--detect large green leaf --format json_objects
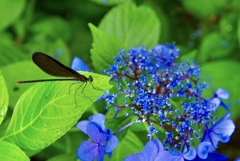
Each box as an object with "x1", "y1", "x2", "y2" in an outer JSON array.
[
  {"x1": 99, "y1": 1, "x2": 160, "y2": 49},
  {"x1": 89, "y1": 23, "x2": 122, "y2": 72},
  {"x1": 1, "y1": 72, "x2": 112, "y2": 151},
  {"x1": 29, "y1": 17, "x2": 72, "y2": 42},
  {"x1": 0, "y1": 141, "x2": 29, "y2": 161},
  {"x1": 1, "y1": 61, "x2": 49, "y2": 108},
  {"x1": 0, "y1": 42, "x2": 28, "y2": 67},
  {"x1": 0, "y1": 0, "x2": 26, "y2": 31},
  {"x1": 198, "y1": 32, "x2": 235, "y2": 63},
  {"x1": 0, "y1": 71, "x2": 9, "y2": 125}
]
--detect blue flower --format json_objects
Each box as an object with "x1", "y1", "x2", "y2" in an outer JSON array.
[
  {"x1": 76, "y1": 114, "x2": 118, "y2": 161},
  {"x1": 201, "y1": 113, "x2": 235, "y2": 148},
  {"x1": 71, "y1": 57, "x2": 91, "y2": 72},
  {"x1": 208, "y1": 88, "x2": 230, "y2": 111},
  {"x1": 102, "y1": 44, "x2": 234, "y2": 160},
  {"x1": 124, "y1": 139, "x2": 173, "y2": 161}
]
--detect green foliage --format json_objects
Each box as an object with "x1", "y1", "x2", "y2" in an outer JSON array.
[
  {"x1": 182, "y1": 0, "x2": 228, "y2": 19},
  {"x1": 0, "y1": 0, "x2": 26, "y2": 31},
  {"x1": 0, "y1": 141, "x2": 29, "y2": 161},
  {"x1": 0, "y1": 71, "x2": 9, "y2": 125},
  {"x1": 1, "y1": 72, "x2": 111, "y2": 151},
  {"x1": 201, "y1": 61, "x2": 240, "y2": 119},
  {"x1": 99, "y1": 1, "x2": 160, "y2": 49},
  {"x1": 90, "y1": 1, "x2": 160, "y2": 71}
]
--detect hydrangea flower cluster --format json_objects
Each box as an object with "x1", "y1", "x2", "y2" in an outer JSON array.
[{"x1": 101, "y1": 44, "x2": 235, "y2": 160}]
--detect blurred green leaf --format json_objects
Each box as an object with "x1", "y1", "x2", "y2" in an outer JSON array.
[
  {"x1": 1, "y1": 61, "x2": 48, "y2": 108},
  {"x1": 35, "y1": 128, "x2": 85, "y2": 160},
  {"x1": 201, "y1": 60, "x2": 240, "y2": 120},
  {"x1": 89, "y1": 23, "x2": 122, "y2": 72},
  {"x1": 2, "y1": 72, "x2": 112, "y2": 151},
  {"x1": 179, "y1": 50, "x2": 197, "y2": 63},
  {"x1": 0, "y1": 71, "x2": 9, "y2": 125},
  {"x1": 0, "y1": 141, "x2": 29, "y2": 161},
  {"x1": 181, "y1": 0, "x2": 227, "y2": 19},
  {"x1": 47, "y1": 153, "x2": 76, "y2": 161},
  {"x1": 106, "y1": 116, "x2": 134, "y2": 142},
  {"x1": 29, "y1": 17, "x2": 72, "y2": 42},
  {"x1": 23, "y1": 39, "x2": 71, "y2": 65},
  {"x1": 198, "y1": 32, "x2": 234, "y2": 62},
  {"x1": 106, "y1": 130, "x2": 144, "y2": 161},
  {"x1": 238, "y1": 17, "x2": 240, "y2": 47},
  {"x1": 0, "y1": 0, "x2": 26, "y2": 31},
  {"x1": 99, "y1": 1, "x2": 160, "y2": 49},
  {"x1": 12, "y1": 0, "x2": 35, "y2": 41},
  {"x1": 0, "y1": 42, "x2": 28, "y2": 67}
]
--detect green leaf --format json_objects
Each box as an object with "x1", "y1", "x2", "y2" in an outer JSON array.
[
  {"x1": 179, "y1": 50, "x2": 197, "y2": 63},
  {"x1": 23, "y1": 39, "x2": 71, "y2": 66},
  {"x1": 0, "y1": 71, "x2": 9, "y2": 125},
  {"x1": 29, "y1": 17, "x2": 72, "y2": 42},
  {"x1": 1, "y1": 61, "x2": 49, "y2": 108},
  {"x1": 0, "y1": 42, "x2": 28, "y2": 67},
  {"x1": 0, "y1": 141, "x2": 29, "y2": 161},
  {"x1": 106, "y1": 130, "x2": 144, "y2": 161},
  {"x1": 2, "y1": 72, "x2": 112, "y2": 151},
  {"x1": 198, "y1": 32, "x2": 234, "y2": 62},
  {"x1": 238, "y1": 17, "x2": 240, "y2": 47},
  {"x1": 99, "y1": 1, "x2": 160, "y2": 49},
  {"x1": 0, "y1": 0, "x2": 26, "y2": 31},
  {"x1": 89, "y1": 23, "x2": 122, "y2": 72},
  {"x1": 34, "y1": 128, "x2": 86, "y2": 160},
  {"x1": 106, "y1": 116, "x2": 134, "y2": 142},
  {"x1": 182, "y1": 0, "x2": 228, "y2": 19},
  {"x1": 201, "y1": 61, "x2": 240, "y2": 119}
]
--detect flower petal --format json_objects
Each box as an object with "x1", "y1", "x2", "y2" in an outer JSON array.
[
  {"x1": 153, "y1": 139, "x2": 164, "y2": 151},
  {"x1": 197, "y1": 141, "x2": 215, "y2": 159},
  {"x1": 89, "y1": 114, "x2": 106, "y2": 131},
  {"x1": 105, "y1": 135, "x2": 118, "y2": 153},
  {"x1": 76, "y1": 120, "x2": 89, "y2": 134},
  {"x1": 183, "y1": 147, "x2": 196, "y2": 160},
  {"x1": 71, "y1": 57, "x2": 91, "y2": 72},
  {"x1": 77, "y1": 141, "x2": 99, "y2": 161},
  {"x1": 86, "y1": 123, "x2": 107, "y2": 145},
  {"x1": 216, "y1": 88, "x2": 229, "y2": 99},
  {"x1": 124, "y1": 153, "x2": 145, "y2": 161},
  {"x1": 142, "y1": 140, "x2": 158, "y2": 160}
]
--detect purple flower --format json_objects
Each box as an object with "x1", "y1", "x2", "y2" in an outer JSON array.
[
  {"x1": 71, "y1": 57, "x2": 91, "y2": 72},
  {"x1": 208, "y1": 88, "x2": 230, "y2": 111},
  {"x1": 76, "y1": 114, "x2": 118, "y2": 161},
  {"x1": 169, "y1": 147, "x2": 196, "y2": 161},
  {"x1": 124, "y1": 139, "x2": 173, "y2": 161},
  {"x1": 202, "y1": 113, "x2": 235, "y2": 148}
]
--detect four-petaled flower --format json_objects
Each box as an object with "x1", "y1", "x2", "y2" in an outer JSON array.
[{"x1": 76, "y1": 114, "x2": 118, "y2": 161}]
